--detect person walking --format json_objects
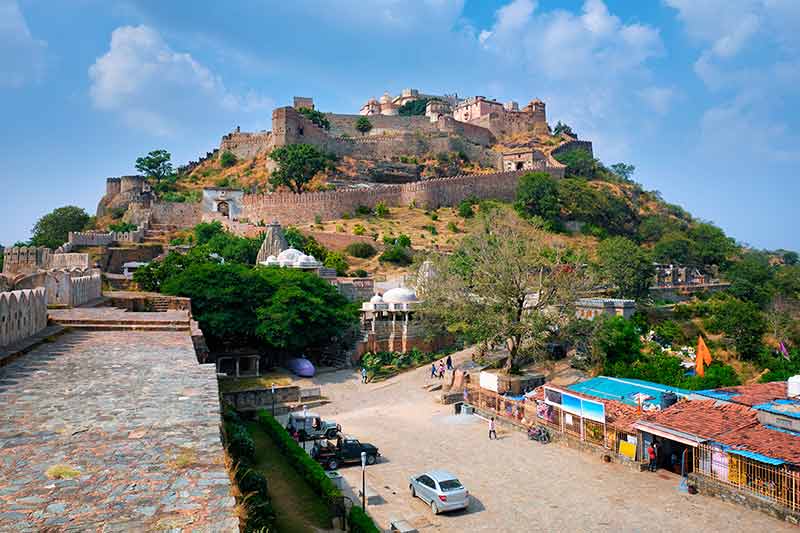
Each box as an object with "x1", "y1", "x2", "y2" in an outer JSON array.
[
  {"x1": 361, "y1": 366, "x2": 368, "y2": 384},
  {"x1": 647, "y1": 444, "x2": 657, "y2": 472},
  {"x1": 430, "y1": 362, "x2": 437, "y2": 379},
  {"x1": 488, "y1": 417, "x2": 497, "y2": 440},
  {"x1": 438, "y1": 361, "x2": 445, "y2": 379},
  {"x1": 446, "y1": 354, "x2": 453, "y2": 371}
]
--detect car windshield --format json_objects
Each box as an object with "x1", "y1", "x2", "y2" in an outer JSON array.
[{"x1": 438, "y1": 479, "x2": 463, "y2": 491}]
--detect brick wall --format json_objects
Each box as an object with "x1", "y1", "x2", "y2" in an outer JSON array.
[
  {"x1": 0, "y1": 288, "x2": 48, "y2": 348},
  {"x1": 242, "y1": 169, "x2": 561, "y2": 225}
]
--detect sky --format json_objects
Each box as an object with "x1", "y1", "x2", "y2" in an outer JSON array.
[{"x1": 0, "y1": 0, "x2": 798, "y2": 251}]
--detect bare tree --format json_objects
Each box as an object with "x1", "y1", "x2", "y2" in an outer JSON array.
[{"x1": 419, "y1": 209, "x2": 593, "y2": 372}]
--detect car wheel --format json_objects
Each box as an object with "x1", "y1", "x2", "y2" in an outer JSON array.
[
  {"x1": 327, "y1": 429, "x2": 338, "y2": 439},
  {"x1": 366, "y1": 454, "x2": 376, "y2": 465},
  {"x1": 431, "y1": 501, "x2": 439, "y2": 515},
  {"x1": 327, "y1": 459, "x2": 338, "y2": 470},
  {"x1": 410, "y1": 485, "x2": 416, "y2": 498}
]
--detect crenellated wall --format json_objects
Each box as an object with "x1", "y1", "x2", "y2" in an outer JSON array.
[
  {"x1": 242, "y1": 169, "x2": 561, "y2": 225},
  {"x1": 44, "y1": 269, "x2": 102, "y2": 307},
  {"x1": 2, "y1": 247, "x2": 51, "y2": 276},
  {"x1": 49, "y1": 253, "x2": 90, "y2": 270},
  {"x1": 0, "y1": 288, "x2": 48, "y2": 348}
]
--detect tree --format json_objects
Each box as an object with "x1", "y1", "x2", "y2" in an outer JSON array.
[
  {"x1": 268, "y1": 144, "x2": 334, "y2": 193},
  {"x1": 514, "y1": 172, "x2": 561, "y2": 224},
  {"x1": 323, "y1": 251, "x2": 349, "y2": 276},
  {"x1": 355, "y1": 117, "x2": 373, "y2": 136},
  {"x1": 725, "y1": 252, "x2": 775, "y2": 306},
  {"x1": 594, "y1": 316, "x2": 643, "y2": 370},
  {"x1": 783, "y1": 251, "x2": 799, "y2": 265},
  {"x1": 135, "y1": 149, "x2": 173, "y2": 185},
  {"x1": 297, "y1": 107, "x2": 330, "y2": 130},
  {"x1": 687, "y1": 222, "x2": 734, "y2": 267},
  {"x1": 420, "y1": 210, "x2": 592, "y2": 372},
  {"x1": 553, "y1": 148, "x2": 596, "y2": 179},
  {"x1": 398, "y1": 98, "x2": 430, "y2": 116},
  {"x1": 30, "y1": 206, "x2": 91, "y2": 249},
  {"x1": 653, "y1": 231, "x2": 692, "y2": 264},
  {"x1": 552, "y1": 121, "x2": 576, "y2": 137},
  {"x1": 610, "y1": 163, "x2": 635, "y2": 181},
  {"x1": 709, "y1": 298, "x2": 766, "y2": 359},
  {"x1": 597, "y1": 237, "x2": 655, "y2": 299},
  {"x1": 220, "y1": 150, "x2": 237, "y2": 168}
]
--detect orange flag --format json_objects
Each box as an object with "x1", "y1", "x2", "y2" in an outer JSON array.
[{"x1": 696, "y1": 336, "x2": 712, "y2": 377}]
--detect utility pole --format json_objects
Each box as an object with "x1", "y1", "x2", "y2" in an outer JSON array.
[{"x1": 361, "y1": 451, "x2": 367, "y2": 509}]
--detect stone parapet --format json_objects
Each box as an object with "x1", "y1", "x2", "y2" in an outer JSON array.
[{"x1": 0, "y1": 288, "x2": 48, "y2": 348}]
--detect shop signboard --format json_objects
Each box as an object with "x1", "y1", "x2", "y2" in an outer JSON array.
[{"x1": 544, "y1": 386, "x2": 605, "y2": 423}]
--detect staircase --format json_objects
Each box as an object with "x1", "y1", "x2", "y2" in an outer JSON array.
[
  {"x1": 143, "y1": 223, "x2": 178, "y2": 245},
  {"x1": 150, "y1": 296, "x2": 172, "y2": 312},
  {"x1": 49, "y1": 308, "x2": 191, "y2": 332}
]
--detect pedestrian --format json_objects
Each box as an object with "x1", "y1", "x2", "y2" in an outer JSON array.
[
  {"x1": 361, "y1": 366, "x2": 368, "y2": 384},
  {"x1": 438, "y1": 361, "x2": 445, "y2": 379},
  {"x1": 430, "y1": 362, "x2": 437, "y2": 379},
  {"x1": 647, "y1": 443, "x2": 657, "y2": 472},
  {"x1": 446, "y1": 354, "x2": 453, "y2": 371},
  {"x1": 489, "y1": 417, "x2": 497, "y2": 440}
]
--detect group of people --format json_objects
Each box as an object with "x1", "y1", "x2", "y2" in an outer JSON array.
[{"x1": 430, "y1": 354, "x2": 454, "y2": 379}]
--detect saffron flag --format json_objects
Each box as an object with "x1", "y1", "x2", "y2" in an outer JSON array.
[
  {"x1": 696, "y1": 336, "x2": 712, "y2": 377},
  {"x1": 780, "y1": 342, "x2": 791, "y2": 361}
]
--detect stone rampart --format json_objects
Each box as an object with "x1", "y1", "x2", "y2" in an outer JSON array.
[
  {"x1": 150, "y1": 201, "x2": 202, "y2": 228},
  {"x1": 44, "y1": 269, "x2": 102, "y2": 307},
  {"x1": 2, "y1": 247, "x2": 51, "y2": 276},
  {"x1": 0, "y1": 288, "x2": 48, "y2": 348},
  {"x1": 49, "y1": 253, "x2": 90, "y2": 270},
  {"x1": 220, "y1": 131, "x2": 272, "y2": 160},
  {"x1": 552, "y1": 139, "x2": 594, "y2": 158},
  {"x1": 325, "y1": 113, "x2": 436, "y2": 138},
  {"x1": 242, "y1": 169, "x2": 549, "y2": 225},
  {"x1": 68, "y1": 232, "x2": 114, "y2": 247}
]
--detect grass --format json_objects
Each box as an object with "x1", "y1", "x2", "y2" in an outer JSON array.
[
  {"x1": 218, "y1": 374, "x2": 292, "y2": 393},
  {"x1": 45, "y1": 464, "x2": 80, "y2": 479},
  {"x1": 245, "y1": 421, "x2": 333, "y2": 533},
  {"x1": 169, "y1": 447, "x2": 198, "y2": 469}
]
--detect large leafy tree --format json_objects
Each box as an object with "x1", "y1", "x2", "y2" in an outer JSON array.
[
  {"x1": 268, "y1": 144, "x2": 334, "y2": 193},
  {"x1": 610, "y1": 163, "x2": 635, "y2": 181},
  {"x1": 398, "y1": 98, "x2": 430, "y2": 116},
  {"x1": 687, "y1": 222, "x2": 734, "y2": 267},
  {"x1": 135, "y1": 149, "x2": 173, "y2": 185},
  {"x1": 420, "y1": 209, "x2": 592, "y2": 372},
  {"x1": 653, "y1": 231, "x2": 692, "y2": 264},
  {"x1": 30, "y1": 206, "x2": 91, "y2": 249},
  {"x1": 355, "y1": 116, "x2": 373, "y2": 136},
  {"x1": 553, "y1": 148, "x2": 597, "y2": 179},
  {"x1": 514, "y1": 171, "x2": 561, "y2": 224},
  {"x1": 725, "y1": 252, "x2": 775, "y2": 306},
  {"x1": 552, "y1": 121, "x2": 576, "y2": 137},
  {"x1": 597, "y1": 237, "x2": 655, "y2": 299},
  {"x1": 709, "y1": 298, "x2": 767, "y2": 359}
]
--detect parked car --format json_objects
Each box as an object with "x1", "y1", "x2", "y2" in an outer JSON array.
[
  {"x1": 286, "y1": 412, "x2": 340, "y2": 441},
  {"x1": 409, "y1": 470, "x2": 469, "y2": 515},
  {"x1": 311, "y1": 436, "x2": 380, "y2": 470},
  {"x1": 286, "y1": 357, "x2": 315, "y2": 377}
]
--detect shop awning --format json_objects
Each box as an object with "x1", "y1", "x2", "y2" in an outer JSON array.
[{"x1": 632, "y1": 421, "x2": 704, "y2": 447}]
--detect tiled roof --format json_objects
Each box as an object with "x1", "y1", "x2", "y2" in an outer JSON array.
[
  {"x1": 531, "y1": 385, "x2": 641, "y2": 432},
  {"x1": 715, "y1": 424, "x2": 800, "y2": 465},
  {"x1": 644, "y1": 400, "x2": 758, "y2": 440},
  {"x1": 694, "y1": 382, "x2": 787, "y2": 407}
]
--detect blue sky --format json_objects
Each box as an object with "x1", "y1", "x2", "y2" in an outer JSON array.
[{"x1": 1, "y1": 0, "x2": 798, "y2": 251}]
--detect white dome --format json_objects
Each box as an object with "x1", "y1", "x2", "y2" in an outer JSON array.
[
  {"x1": 369, "y1": 294, "x2": 384, "y2": 304},
  {"x1": 276, "y1": 248, "x2": 303, "y2": 263},
  {"x1": 382, "y1": 287, "x2": 417, "y2": 304}
]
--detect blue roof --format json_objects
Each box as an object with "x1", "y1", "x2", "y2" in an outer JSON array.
[
  {"x1": 709, "y1": 441, "x2": 787, "y2": 466},
  {"x1": 694, "y1": 389, "x2": 739, "y2": 401},
  {"x1": 752, "y1": 398, "x2": 800, "y2": 419},
  {"x1": 568, "y1": 377, "x2": 690, "y2": 408}
]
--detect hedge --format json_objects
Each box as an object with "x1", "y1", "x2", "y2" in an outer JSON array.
[
  {"x1": 257, "y1": 410, "x2": 342, "y2": 504},
  {"x1": 348, "y1": 506, "x2": 380, "y2": 533}
]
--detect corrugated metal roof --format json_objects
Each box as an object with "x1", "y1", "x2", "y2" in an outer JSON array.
[{"x1": 568, "y1": 376, "x2": 690, "y2": 408}]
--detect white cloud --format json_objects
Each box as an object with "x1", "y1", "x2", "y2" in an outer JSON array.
[
  {"x1": 638, "y1": 86, "x2": 676, "y2": 115},
  {"x1": 0, "y1": 0, "x2": 46, "y2": 88},
  {"x1": 89, "y1": 25, "x2": 272, "y2": 136}
]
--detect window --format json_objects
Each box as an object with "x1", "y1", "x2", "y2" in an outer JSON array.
[
  {"x1": 418, "y1": 475, "x2": 435, "y2": 488},
  {"x1": 439, "y1": 479, "x2": 463, "y2": 492}
]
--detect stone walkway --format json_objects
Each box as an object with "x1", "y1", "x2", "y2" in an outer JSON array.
[
  {"x1": 0, "y1": 330, "x2": 237, "y2": 532},
  {"x1": 301, "y1": 352, "x2": 796, "y2": 532}
]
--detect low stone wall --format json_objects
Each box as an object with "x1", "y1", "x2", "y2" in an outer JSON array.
[
  {"x1": 105, "y1": 245, "x2": 163, "y2": 274},
  {"x1": 44, "y1": 269, "x2": 102, "y2": 307},
  {"x1": 0, "y1": 288, "x2": 48, "y2": 348},
  {"x1": 68, "y1": 231, "x2": 115, "y2": 247},
  {"x1": 689, "y1": 473, "x2": 800, "y2": 525},
  {"x1": 242, "y1": 170, "x2": 550, "y2": 225},
  {"x1": 221, "y1": 386, "x2": 301, "y2": 413},
  {"x1": 49, "y1": 253, "x2": 90, "y2": 270}
]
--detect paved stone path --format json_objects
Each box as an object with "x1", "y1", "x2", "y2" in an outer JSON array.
[
  {"x1": 0, "y1": 330, "x2": 237, "y2": 532},
  {"x1": 302, "y1": 352, "x2": 796, "y2": 532}
]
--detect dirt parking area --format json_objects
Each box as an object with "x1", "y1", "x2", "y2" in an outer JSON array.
[{"x1": 304, "y1": 354, "x2": 794, "y2": 532}]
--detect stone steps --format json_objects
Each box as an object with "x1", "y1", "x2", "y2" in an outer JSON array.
[
  {"x1": 55, "y1": 318, "x2": 189, "y2": 327},
  {"x1": 60, "y1": 323, "x2": 190, "y2": 332}
]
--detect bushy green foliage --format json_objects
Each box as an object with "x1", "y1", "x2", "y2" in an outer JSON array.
[
  {"x1": 354, "y1": 205, "x2": 372, "y2": 217},
  {"x1": 227, "y1": 422, "x2": 256, "y2": 464},
  {"x1": 514, "y1": 172, "x2": 560, "y2": 223},
  {"x1": 707, "y1": 298, "x2": 766, "y2": 359},
  {"x1": 380, "y1": 244, "x2": 413, "y2": 265},
  {"x1": 457, "y1": 199, "x2": 475, "y2": 218},
  {"x1": 350, "y1": 268, "x2": 368, "y2": 278},
  {"x1": 219, "y1": 150, "x2": 237, "y2": 168},
  {"x1": 297, "y1": 107, "x2": 331, "y2": 130},
  {"x1": 31, "y1": 206, "x2": 91, "y2": 249},
  {"x1": 374, "y1": 201, "x2": 389, "y2": 218},
  {"x1": 654, "y1": 231, "x2": 692, "y2": 264},
  {"x1": 687, "y1": 222, "x2": 735, "y2": 267},
  {"x1": 269, "y1": 144, "x2": 335, "y2": 193},
  {"x1": 758, "y1": 347, "x2": 800, "y2": 382},
  {"x1": 345, "y1": 242, "x2": 377, "y2": 258},
  {"x1": 355, "y1": 116, "x2": 373, "y2": 135},
  {"x1": 108, "y1": 222, "x2": 137, "y2": 233},
  {"x1": 398, "y1": 98, "x2": 431, "y2": 116},
  {"x1": 725, "y1": 252, "x2": 774, "y2": 306},
  {"x1": 597, "y1": 237, "x2": 655, "y2": 299},
  {"x1": 352, "y1": 224, "x2": 366, "y2": 236},
  {"x1": 594, "y1": 316, "x2": 643, "y2": 368},
  {"x1": 323, "y1": 251, "x2": 349, "y2": 276},
  {"x1": 348, "y1": 506, "x2": 380, "y2": 533},
  {"x1": 135, "y1": 149, "x2": 173, "y2": 184},
  {"x1": 609, "y1": 354, "x2": 740, "y2": 390},
  {"x1": 553, "y1": 148, "x2": 597, "y2": 179},
  {"x1": 284, "y1": 227, "x2": 329, "y2": 262},
  {"x1": 610, "y1": 163, "x2": 635, "y2": 181},
  {"x1": 361, "y1": 349, "x2": 439, "y2": 378},
  {"x1": 552, "y1": 121, "x2": 575, "y2": 137},
  {"x1": 257, "y1": 410, "x2": 342, "y2": 503}
]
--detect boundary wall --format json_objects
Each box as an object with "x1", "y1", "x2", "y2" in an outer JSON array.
[
  {"x1": 2, "y1": 247, "x2": 51, "y2": 276},
  {"x1": 0, "y1": 288, "x2": 48, "y2": 347},
  {"x1": 242, "y1": 169, "x2": 555, "y2": 225},
  {"x1": 44, "y1": 269, "x2": 102, "y2": 307},
  {"x1": 49, "y1": 253, "x2": 90, "y2": 270}
]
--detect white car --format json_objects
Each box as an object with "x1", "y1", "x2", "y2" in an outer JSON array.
[{"x1": 409, "y1": 470, "x2": 469, "y2": 514}]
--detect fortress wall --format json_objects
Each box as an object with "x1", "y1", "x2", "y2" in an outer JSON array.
[
  {"x1": 2, "y1": 247, "x2": 51, "y2": 276},
  {"x1": 44, "y1": 269, "x2": 102, "y2": 307},
  {"x1": 220, "y1": 131, "x2": 272, "y2": 160},
  {"x1": 241, "y1": 169, "x2": 550, "y2": 225},
  {"x1": 150, "y1": 202, "x2": 202, "y2": 228},
  {"x1": 0, "y1": 288, "x2": 48, "y2": 348},
  {"x1": 68, "y1": 232, "x2": 115, "y2": 247},
  {"x1": 325, "y1": 113, "x2": 435, "y2": 138},
  {"x1": 552, "y1": 139, "x2": 594, "y2": 158},
  {"x1": 436, "y1": 116, "x2": 495, "y2": 147},
  {"x1": 49, "y1": 253, "x2": 90, "y2": 270}
]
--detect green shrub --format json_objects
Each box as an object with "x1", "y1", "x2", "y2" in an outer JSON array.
[
  {"x1": 447, "y1": 221, "x2": 459, "y2": 233},
  {"x1": 109, "y1": 222, "x2": 137, "y2": 233},
  {"x1": 237, "y1": 468, "x2": 269, "y2": 496},
  {"x1": 109, "y1": 207, "x2": 127, "y2": 220},
  {"x1": 220, "y1": 150, "x2": 237, "y2": 168},
  {"x1": 353, "y1": 224, "x2": 366, "y2": 236},
  {"x1": 355, "y1": 205, "x2": 372, "y2": 217},
  {"x1": 348, "y1": 506, "x2": 380, "y2": 533},
  {"x1": 257, "y1": 411, "x2": 342, "y2": 504},
  {"x1": 336, "y1": 224, "x2": 345, "y2": 233},
  {"x1": 379, "y1": 244, "x2": 413, "y2": 266},
  {"x1": 297, "y1": 107, "x2": 331, "y2": 130},
  {"x1": 227, "y1": 423, "x2": 256, "y2": 464},
  {"x1": 323, "y1": 251, "x2": 349, "y2": 276},
  {"x1": 429, "y1": 211, "x2": 439, "y2": 221},
  {"x1": 350, "y1": 269, "x2": 368, "y2": 278},
  {"x1": 346, "y1": 242, "x2": 377, "y2": 258},
  {"x1": 423, "y1": 225, "x2": 438, "y2": 235},
  {"x1": 374, "y1": 201, "x2": 389, "y2": 218},
  {"x1": 457, "y1": 200, "x2": 474, "y2": 218},
  {"x1": 243, "y1": 493, "x2": 276, "y2": 533}
]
